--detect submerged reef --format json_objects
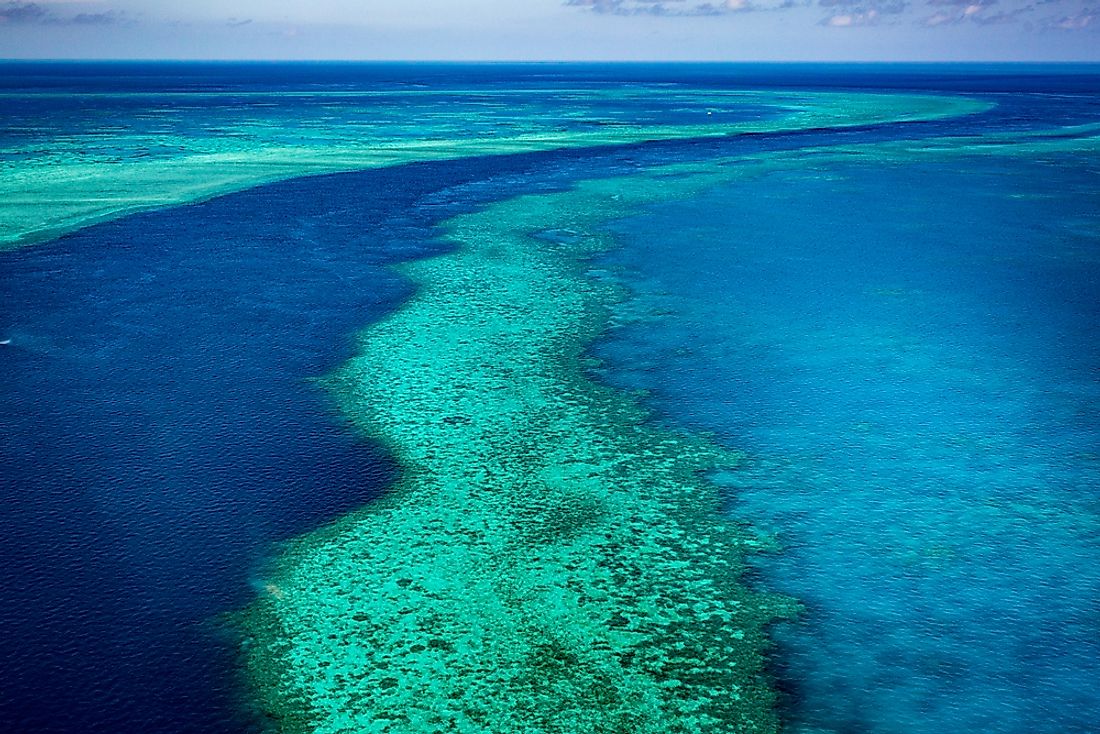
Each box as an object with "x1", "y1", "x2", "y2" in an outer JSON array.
[
  {"x1": 239, "y1": 95, "x2": 1070, "y2": 734},
  {"x1": 242, "y1": 173, "x2": 797, "y2": 734},
  {"x1": 0, "y1": 89, "x2": 984, "y2": 250}
]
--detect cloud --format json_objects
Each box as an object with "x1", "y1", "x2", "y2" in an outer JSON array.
[
  {"x1": 1044, "y1": 5, "x2": 1098, "y2": 27},
  {"x1": 818, "y1": 0, "x2": 907, "y2": 25},
  {"x1": 821, "y1": 9, "x2": 881, "y2": 22},
  {"x1": 565, "y1": 0, "x2": 1097, "y2": 28},
  {"x1": 821, "y1": 0, "x2": 906, "y2": 11},
  {"x1": 564, "y1": 0, "x2": 797, "y2": 14},
  {"x1": 71, "y1": 10, "x2": 122, "y2": 25},
  {"x1": 922, "y1": 0, "x2": 994, "y2": 24},
  {"x1": 919, "y1": 0, "x2": 1046, "y2": 25},
  {"x1": 0, "y1": 2, "x2": 48, "y2": 23},
  {"x1": 0, "y1": 1, "x2": 123, "y2": 25}
]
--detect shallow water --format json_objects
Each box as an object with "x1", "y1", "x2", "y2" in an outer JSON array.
[
  {"x1": 0, "y1": 139, "x2": 792, "y2": 731},
  {"x1": 15, "y1": 61, "x2": 946, "y2": 250},
  {"x1": 594, "y1": 136, "x2": 1100, "y2": 732},
  {"x1": 3, "y1": 63, "x2": 1099, "y2": 733}
]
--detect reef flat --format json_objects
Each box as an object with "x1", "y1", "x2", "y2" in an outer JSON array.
[
  {"x1": 0, "y1": 89, "x2": 984, "y2": 250},
  {"x1": 239, "y1": 108, "x2": 1100, "y2": 733},
  {"x1": 242, "y1": 168, "x2": 805, "y2": 734}
]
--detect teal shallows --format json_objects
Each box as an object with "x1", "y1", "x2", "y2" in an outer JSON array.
[
  {"x1": 239, "y1": 120, "x2": 1100, "y2": 734},
  {"x1": 241, "y1": 173, "x2": 798, "y2": 734},
  {"x1": 589, "y1": 129, "x2": 1100, "y2": 733},
  {"x1": 0, "y1": 89, "x2": 984, "y2": 250}
]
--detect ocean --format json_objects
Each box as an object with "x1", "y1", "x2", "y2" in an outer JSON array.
[{"x1": 1, "y1": 62, "x2": 1098, "y2": 733}]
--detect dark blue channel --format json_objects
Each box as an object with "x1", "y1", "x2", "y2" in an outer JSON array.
[
  {"x1": 3, "y1": 63, "x2": 1098, "y2": 734},
  {"x1": 0, "y1": 133, "x2": 842, "y2": 733},
  {"x1": 0, "y1": 151, "x2": 606, "y2": 733}
]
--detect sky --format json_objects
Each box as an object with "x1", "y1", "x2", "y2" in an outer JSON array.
[{"x1": 0, "y1": 0, "x2": 1097, "y2": 60}]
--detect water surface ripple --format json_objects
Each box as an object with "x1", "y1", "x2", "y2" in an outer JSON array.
[{"x1": 3, "y1": 64, "x2": 1098, "y2": 733}]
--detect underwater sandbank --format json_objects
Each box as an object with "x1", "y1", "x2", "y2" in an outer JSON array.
[
  {"x1": 240, "y1": 112, "x2": 1100, "y2": 733},
  {"x1": 0, "y1": 90, "x2": 985, "y2": 250},
  {"x1": 242, "y1": 171, "x2": 803, "y2": 734},
  {"x1": 235, "y1": 92, "x2": 1041, "y2": 734}
]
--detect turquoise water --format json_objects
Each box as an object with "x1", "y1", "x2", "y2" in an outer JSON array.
[
  {"x1": 594, "y1": 151, "x2": 1100, "y2": 732},
  {"x1": 2, "y1": 63, "x2": 1099, "y2": 732}
]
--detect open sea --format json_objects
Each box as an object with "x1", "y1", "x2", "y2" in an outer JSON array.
[{"x1": 1, "y1": 63, "x2": 1098, "y2": 733}]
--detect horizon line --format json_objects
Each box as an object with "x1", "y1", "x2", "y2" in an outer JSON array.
[{"x1": 4, "y1": 58, "x2": 1100, "y2": 64}]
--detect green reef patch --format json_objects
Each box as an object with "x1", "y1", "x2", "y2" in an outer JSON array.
[
  {"x1": 239, "y1": 116, "x2": 1100, "y2": 734},
  {"x1": 236, "y1": 107, "x2": 1100, "y2": 734},
  {"x1": 0, "y1": 89, "x2": 985, "y2": 250},
  {"x1": 241, "y1": 170, "x2": 800, "y2": 734}
]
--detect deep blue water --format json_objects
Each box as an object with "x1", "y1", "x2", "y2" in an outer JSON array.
[
  {"x1": 0, "y1": 149, "x2": 625, "y2": 733},
  {"x1": 0, "y1": 171, "x2": 415, "y2": 733},
  {"x1": 2, "y1": 64, "x2": 1099, "y2": 733}
]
